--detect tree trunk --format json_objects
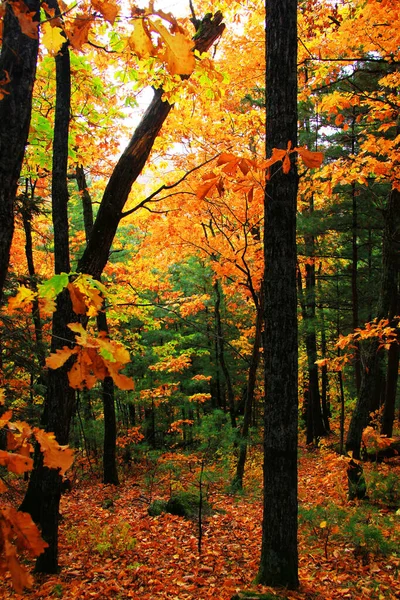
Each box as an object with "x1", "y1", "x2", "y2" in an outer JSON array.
[
  {"x1": 0, "y1": 1, "x2": 40, "y2": 301},
  {"x1": 97, "y1": 309, "x2": 119, "y2": 485},
  {"x1": 257, "y1": 0, "x2": 299, "y2": 589},
  {"x1": 214, "y1": 281, "x2": 237, "y2": 429},
  {"x1": 21, "y1": 32, "x2": 75, "y2": 574},
  {"x1": 232, "y1": 295, "x2": 263, "y2": 490}
]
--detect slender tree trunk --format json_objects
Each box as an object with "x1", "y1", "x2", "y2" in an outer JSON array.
[
  {"x1": 214, "y1": 281, "x2": 236, "y2": 429},
  {"x1": 97, "y1": 309, "x2": 119, "y2": 485},
  {"x1": 257, "y1": 0, "x2": 299, "y2": 588},
  {"x1": 75, "y1": 164, "x2": 119, "y2": 483},
  {"x1": 351, "y1": 180, "x2": 361, "y2": 393},
  {"x1": 0, "y1": 0, "x2": 40, "y2": 301},
  {"x1": 232, "y1": 295, "x2": 263, "y2": 490}
]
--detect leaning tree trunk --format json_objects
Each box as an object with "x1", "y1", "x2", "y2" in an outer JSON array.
[
  {"x1": 346, "y1": 188, "x2": 400, "y2": 458},
  {"x1": 257, "y1": 0, "x2": 299, "y2": 589},
  {"x1": 0, "y1": 0, "x2": 40, "y2": 301}
]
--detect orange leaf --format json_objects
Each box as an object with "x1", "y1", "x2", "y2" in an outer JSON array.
[
  {"x1": 91, "y1": 0, "x2": 119, "y2": 25},
  {"x1": 3, "y1": 539, "x2": 33, "y2": 594},
  {"x1": 3, "y1": 507, "x2": 48, "y2": 556},
  {"x1": 46, "y1": 346, "x2": 76, "y2": 370},
  {"x1": 10, "y1": 0, "x2": 39, "y2": 39},
  {"x1": 67, "y1": 282, "x2": 87, "y2": 315},
  {"x1": 67, "y1": 13, "x2": 94, "y2": 50},
  {"x1": 0, "y1": 450, "x2": 33, "y2": 474},
  {"x1": 296, "y1": 146, "x2": 324, "y2": 169},
  {"x1": 283, "y1": 154, "x2": 291, "y2": 174},
  {"x1": 196, "y1": 178, "x2": 218, "y2": 200},
  {"x1": 217, "y1": 152, "x2": 238, "y2": 166},
  {"x1": 33, "y1": 428, "x2": 74, "y2": 476},
  {"x1": 128, "y1": 18, "x2": 155, "y2": 58}
]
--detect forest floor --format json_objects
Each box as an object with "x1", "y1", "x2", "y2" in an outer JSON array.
[{"x1": 1, "y1": 438, "x2": 400, "y2": 600}]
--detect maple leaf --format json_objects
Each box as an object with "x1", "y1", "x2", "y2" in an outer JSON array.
[
  {"x1": 41, "y1": 22, "x2": 65, "y2": 55},
  {"x1": 150, "y1": 20, "x2": 195, "y2": 76},
  {"x1": 128, "y1": 19, "x2": 155, "y2": 58},
  {"x1": 33, "y1": 428, "x2": 74, "y2": 476},
  {"x1": 91, "y1": 0, "x2": 119, "y2": 25}
]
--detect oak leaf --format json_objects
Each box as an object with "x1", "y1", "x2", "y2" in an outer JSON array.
[
  {"x1": 67, "y1": 13, "x2": 94, "y2": 50},
  {"x1": 33, "y1": 428, "x2": 74, "y2": 476},
  {"x1": 46, "y1": 346, "x2": 77, "y2": 370},
  {"x1": 10, "y1": 0, "x2": 39, "y2": 39},
  {"x1": 91, "y1": 0, "x2": 119, "y2": 25},
  {"x1": 0, "y1": 450, "x2": 33, "y2": 474}
]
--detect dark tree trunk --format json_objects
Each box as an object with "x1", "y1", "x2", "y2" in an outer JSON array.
[
  {"x1": 351, "y1": 181, "x2": 361, "y2": 393},
  {"x1": 75, "y1": 165, "x2": 94, "y2": 240},
  {"x1": 347, "y1": 188, "x2": 400, "y2": 458},
  {"x1": 21, "y1": 33, "x2": 75, "y2": 574},
  {"x1": 232, "y1": 296, "x2": 263, "y2": 490},
  {"x1": 0, "y1": 0, "x2": 40, "y2": 301},
  {"x1": 97, "y1": 309, "x2": 119, "y2": 485},
  {"x1": 20, "y1": 182, "x2": 46, "y2": 368},
  {"x1": 214, "y1": 281, "x2": 237, "y2": 429},
  {"x1": 297, "y1": 259, "x2": 327, "y2": 444},
  {"x1": 381, "y1": 339, "x2": 399, "y2": 437},
  {"x1": 257, "y1": 0, "x2": 299, "y2": 589}
]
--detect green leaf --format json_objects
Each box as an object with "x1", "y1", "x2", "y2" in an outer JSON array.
[{"x1": 38, "y1": 273, "x2": 69, "y2": 299}]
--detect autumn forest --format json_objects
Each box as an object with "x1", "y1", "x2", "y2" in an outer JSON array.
[{"x1": 0, "y1": 0, "x2": 399, "y2": 598}]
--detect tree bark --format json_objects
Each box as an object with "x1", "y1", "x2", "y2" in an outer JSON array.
[
  {"x1": 0, "y1": 1, "x2": 40, "y2": 301},
  {"x1": 232, "y1": 294, "x2": 263, "y2": 490},
  {"x1": 257, "y1": 0, "x2": 299, "y2": 589},
  {"x1": 214, "y1": 281, "x2": 237, "y2": 429}
]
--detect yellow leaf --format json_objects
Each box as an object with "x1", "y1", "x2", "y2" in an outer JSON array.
[
  {"x1": 320, "y1": 520, "x2": 327, "y2": 528},
  {"x1": 41, "y1": 22, "x2": 65, "y2": 55},
  {"x1": 0, "y1": 389, "x2": 5, "y2": 406},
  {"x1": 7, "y1": 286, "x2": 36, "y2": 312},
  {"x1": 33, "y1": 428, "x2": 74, "y2": 476},
  {"x1": 150, "y1": 19, "x2": 195, "y2": 76},
  {"x1": 128, "y1": 19, "x2": 155, "y2": 58}
]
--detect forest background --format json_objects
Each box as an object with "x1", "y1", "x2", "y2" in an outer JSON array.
[{"x1": 0, "y1": 0, "x2": 399, "y2": 598}]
